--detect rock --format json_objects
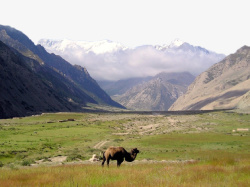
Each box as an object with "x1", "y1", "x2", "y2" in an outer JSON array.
[{"x1": 89, "y1": 154, "x2": 99, "y2": 162}]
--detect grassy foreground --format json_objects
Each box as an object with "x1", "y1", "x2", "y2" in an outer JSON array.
[
  {"x1": 0, "y1": 160, "x2": 249, "y2": 186},
  {"x1": 0, "y1": 111, "x2": 249, "y2": 186}
]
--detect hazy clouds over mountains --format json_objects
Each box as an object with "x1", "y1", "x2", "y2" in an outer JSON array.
[{"x1": 38, "y1": 39, "x2": 225, "y2": 81}]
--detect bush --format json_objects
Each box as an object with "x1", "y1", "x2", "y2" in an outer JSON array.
[
  {"x1": 66, "y1": 154, "x2": 84, "y2": 162},
  {"x1": 0, "y1": 161, "x2": 3, "y2": 167},
  {"x1": 21, "y1": 159, "x2": 34, "y2": 166},
  {"x1": 114, "y1": 139, "x2": 124, "y2": 142}
]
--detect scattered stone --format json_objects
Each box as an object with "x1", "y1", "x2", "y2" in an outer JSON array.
[
  {"x1": 236, "y1": 128, "x2": 249, "y2": 132},
  {"x1": 89, "y1": 154, "x2": 99, "y2": 162},
  {"x1": 232, "y1": 128, "x2": 249, "y2": 132}
]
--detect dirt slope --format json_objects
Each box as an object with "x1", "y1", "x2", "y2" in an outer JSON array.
[{"x1": 169, "y1": 46, "x2": 250, "y2": 111}]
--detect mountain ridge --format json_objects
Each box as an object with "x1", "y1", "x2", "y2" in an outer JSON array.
[
  {"x1": 169, "y1": 45, "x2": 250, "y2": 111},
  {"x1": 39, "y1": 38, "x2": 217, "y2": 55},
  {"x1": 0, "y1": 40, "x2": 81, "y2": 118},
  {"x1": 39, "y1": 38, "x2": 225, "y2": 81},
  {"x1": 0, "y1": 25, "x2": 124, "y2": 118},
  {"x1": 112, "y1": 72, "x2": 195, "y2": 111}
]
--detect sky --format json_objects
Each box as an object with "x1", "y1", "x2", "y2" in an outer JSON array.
[{"x1": 1, "y1": 0, "x2": 250, "y2": 55}]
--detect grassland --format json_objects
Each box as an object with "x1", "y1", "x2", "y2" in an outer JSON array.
[{"x1": 0, "y1": 111, "x2": 249, "y2": 186}]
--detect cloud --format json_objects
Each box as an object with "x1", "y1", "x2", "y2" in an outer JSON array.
[{"x1": 44, "y1": 44, "x2": 225, "y2": 81}]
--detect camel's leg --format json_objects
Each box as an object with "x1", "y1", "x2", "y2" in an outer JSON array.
[
  {"x1": 102, "y1": 156, "x2": 106, "y2": 167},
  {"x1": 107, "y1": 156, "x2": 110, "y2": 167},
  {"x1": 117, "y1": 161, "x2": 121, "y2": 167},
  {"x1": 117, "y1": 159, "x2": 124, "y2": 167}
]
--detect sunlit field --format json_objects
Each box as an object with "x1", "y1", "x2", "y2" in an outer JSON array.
[
  {"x1": 0, "y1": 111, "x2": 249, "y2": 186},
  {"x1": 0, "y1": 160, "x2": 249, "y2": 186}
]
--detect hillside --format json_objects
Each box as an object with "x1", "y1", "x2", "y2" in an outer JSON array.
[
  {"x1": 169, "y1": 46, "x2": 250, "y2": 111},
  {"x1": 112, "y1": 72, "x2": 195, "y2": 111},
  {"x1": 98, "y1": 76, "x2": 153, "y2": 96},
  {"x1": 0, "y1": 25, "x2": 124, "y2": 118},
  {"x1": 0, "y1": 41, "x2": 81, "y2": 118}
]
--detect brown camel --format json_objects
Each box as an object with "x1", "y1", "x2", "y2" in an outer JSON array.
[{"x1": 101, "y1": 147, "x2": 139, "y2": 167}]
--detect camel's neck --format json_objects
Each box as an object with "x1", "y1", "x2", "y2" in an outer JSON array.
[{"x1": 125, "y1": 152, "x2": 137, "y2": 162}]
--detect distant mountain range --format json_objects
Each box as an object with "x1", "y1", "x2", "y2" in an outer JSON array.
[
  {"x1": 38, "y1": 38, "x2": 225, "y2": 111},
  {"x1": 169, "y1": 46, "x2": 250, "y2": 112},
  {"x1": 2, "y1": 25, "x2": 247, "y2": 116},
  {"x1": 0, "y1": 25, "x2": 124, "y2": 118},
  {"x1": 39, "y1": 39, "x2": 128, "y2": 54},
  {"x1": 101, "y1": 72, "x2": 195, "y2": 111},
  {"x1": 39, "y1": 39, "x2": 225, "y2": 81}
]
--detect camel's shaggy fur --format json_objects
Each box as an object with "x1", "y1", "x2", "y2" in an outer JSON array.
[{"x1": 102, "y1": 147, "x2": 139, "y2": 167}]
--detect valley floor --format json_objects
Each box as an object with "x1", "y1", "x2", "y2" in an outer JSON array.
[
  {"x1": 0, "y1": 160, "x2": 249, "y2": 186},
  {"x1": 0, "y1": 110, "x2": 249, "y2": 186}
]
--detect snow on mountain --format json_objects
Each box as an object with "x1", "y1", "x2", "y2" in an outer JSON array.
[
  {"x1": 154, "y1": 39, "x2": 215, "y2": 56},
  {"x1": 38, "y1": 39, "x2": 128, "y2": 54},
  {"x1": 155, "y1": 39, "x2": 184, "y2": 50},
  {"x1": 38, "y1": 39, "x2": 226, "y2": 81},
  {"x1": 170, "y1": 39, "x2": 185, "y2": 47}
]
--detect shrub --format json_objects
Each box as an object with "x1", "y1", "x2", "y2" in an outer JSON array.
[
  {"x1": 66, "y1": 154, "x2": 83, "y2": 162},
  {"x1": 21, "y1": 159, "x2": 34, "y2": 166},
  {"x1": 0, "y1": 161, "x2": 3, "y2": 167}
]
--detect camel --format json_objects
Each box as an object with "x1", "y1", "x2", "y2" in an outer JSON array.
[{"x1": 101, "y1": 147, "x2": 139, "y2": 167}]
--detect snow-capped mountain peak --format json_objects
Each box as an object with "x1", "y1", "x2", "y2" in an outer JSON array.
[
  {"x1": 154, "y1": 39, "x2": 185, "y2": 51},
  {"x1": 38, "y1": 39, "x2": 128, "y2": 54},
  {"x1": 39, "y1": 38, "x2": 225, "y2": 81},
  {"x1": 169, "y1": 39, "x2": 184, "y2": 48}
]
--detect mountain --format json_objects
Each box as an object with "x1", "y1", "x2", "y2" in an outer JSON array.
[
  {"x1": 38, "y1": 39, "x2": 225, "y2": 81},
  {"x1": 236, "y1": 91, "x2": 250, "y2": 113},
  {"x1": 0, "y1": 25, "x2": 124, "y2": 118},
  {"x1": 0, "y1": 40, "x2": 81, "y2": 118},
  {"x1": 112, "y1": 72, "x2": 195, "y2": 111},
  {"x1": 98, "y1": 76, "x2": 153, "y2": 96},
  {"x1": 169, "y1": 46, "x2": 250, "y2": 111},
  {"x1": 39, "y1": 39, "x2": 127, "y2": 54}
]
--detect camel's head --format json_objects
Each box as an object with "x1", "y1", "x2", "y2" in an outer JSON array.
[{"x1": 131, "y1": 148, "x2": 140, "y2": 154}]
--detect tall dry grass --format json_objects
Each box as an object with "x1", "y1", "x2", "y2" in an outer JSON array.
[{"x1": 0, "y1": 160, "x2": 249, "y2": 187}]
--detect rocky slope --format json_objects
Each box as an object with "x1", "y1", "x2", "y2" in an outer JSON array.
[
  {"x1": 0, "y1": 41, "x2": 81, "y2": 118},
  {"x1": 98, "y1": 76, "x2": 153, "y2": 96},
  {"x1": 236, "y1": 91, "x2": 250, "y2": 113},
  {"x1": 112, "y1": 72, "x2": 195, "y2": 111},
  {"x1": 169, "y1": 46, "x2": 250, "y2": 111},
  {"x1": 0, "y1": 25, "x2": 124, "y2": 118}
]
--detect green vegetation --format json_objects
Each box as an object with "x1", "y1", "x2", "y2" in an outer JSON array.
[
  {"x1": 0, "y1": 160, "x2": 249, "y2": 186},
  {"x1": 0, "y1": 111, "x2": 249, "y2": 186}
]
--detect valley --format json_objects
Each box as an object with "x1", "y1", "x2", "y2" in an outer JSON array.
[
  {"x1": 0, "y1": 110, "x2": 249, "y2": 186},
  {"x1": 1, "y1": 1, "x2": 250, "y2": 186},
  {"x1": 0, "y1": 24, "x2": 249, "y2": 187},
  {"x1": 109, "y1": 72, "x2": 195, "y2": 110}
]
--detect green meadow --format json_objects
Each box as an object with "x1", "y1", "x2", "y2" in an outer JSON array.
[{"x1": 0, "y1": 111, "x2": 249, "y2": 186}]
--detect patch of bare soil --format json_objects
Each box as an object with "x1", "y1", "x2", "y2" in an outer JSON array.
[
  {"x1": 50, "y1": 156, "x2": 67, "y2": 162},
  {"x1": 138, "y1": 124, "x2": 161, "y2": 135},
  {"x1": 91, "y1": 113, "x2": 213, "y2": 136},
  {"x1": 31, "y1": 156, "x2": 68, "y2": 167},
  {"x1": 112, "y1": 132, "x2": 129, "y2": 135},
  {"x1": 31, "y1": 157, "x2": 197, "y2": 167}
]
